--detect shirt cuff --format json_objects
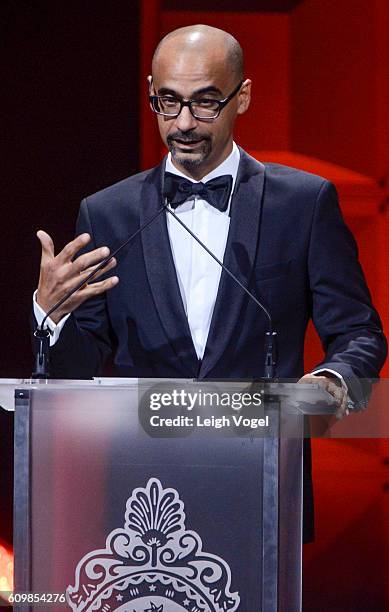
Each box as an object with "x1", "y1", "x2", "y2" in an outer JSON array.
[
  {"x1": 311, "y1": 368, "x2": 347, "y2": 391},
  {"x1": 33, "y1": 290, "x2": 70, "y2": 347},
  {"x1": 311, "y1": 368, "x2": 355, "y2": 411}
]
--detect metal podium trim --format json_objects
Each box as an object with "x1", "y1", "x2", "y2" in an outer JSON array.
[{"x1": 13, "y1": 388, "x2": 32, "y2": 595}]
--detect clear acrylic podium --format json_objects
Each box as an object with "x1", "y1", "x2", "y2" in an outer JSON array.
[{"x1": 8, "y1": 378, "x2": 335, "y2": 611}]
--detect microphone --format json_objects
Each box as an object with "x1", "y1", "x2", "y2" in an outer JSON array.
[
  {"x1": 162, "y1": 198, "x2": 278, "y2": 379},
  {"x1": 32, "y1": 205, "x2": 166, "y2": 379}
]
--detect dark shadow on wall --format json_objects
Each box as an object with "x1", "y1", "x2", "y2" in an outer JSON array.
[{"x1": 0, "y1": 0, "x2": 140, "y2": 552}]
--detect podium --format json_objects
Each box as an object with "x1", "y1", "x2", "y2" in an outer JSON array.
[{"x1": 6, "y1": 378, "x2": 336, "y2": 611}]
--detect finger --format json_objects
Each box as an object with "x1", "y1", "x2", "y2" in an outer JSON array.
[
  {"x1": 56, "y1": 233, "x2": 91, "y2": 263},
  {"x1": 310, "y1": 376, "x2": 341, "y2": 402},
  {"x1": 73, "y1": 246, "x2": 111, "y2": 274},
  {"x1": 335, "y1": 392, "x2": 349, "y2": 420},
  {"x1": 334, "y1": 385, "x2": 347, "y2": 417},
  {"x1": 56, "y1": 258, "x2": 117, "y2": 297},
  {"x1": 325, "y1": 380, "x2": 344, "y2": 405},
  {"x1": 80, "y1": 275, "x2": 119, "y2": 297},
  {"x1": 78, "y1": 257, "x2": 117, "y2": 283},
  {"x1": 311, "y1": 377, "x2": 347, "y2": 418},
  {"x1": 36, "y1": 230, "x2": 55, "y2": 262},
  {"x1": 46, "y1": 274, "x2": 119, "y2": 321}
]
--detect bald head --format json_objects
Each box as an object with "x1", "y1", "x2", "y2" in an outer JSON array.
[
  {"x1": 152, "y1": 25, "x2": 244, "y2": 82},
  {"x1": 148, "y1": 24, "x2": 251, "y2": 180}
]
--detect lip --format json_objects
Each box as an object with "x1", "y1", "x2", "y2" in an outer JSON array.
[{"x1": 173, "y1": 139, "x2": 204, "y2": 148}]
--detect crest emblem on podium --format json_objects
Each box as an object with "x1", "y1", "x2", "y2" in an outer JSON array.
[{"x1": 67, "y1": 478, "x2": 240, "y2": 611}]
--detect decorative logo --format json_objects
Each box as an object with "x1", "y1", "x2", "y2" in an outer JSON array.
[{"x1": 67, "y1": 478, "x2": 240, "y2": 611}]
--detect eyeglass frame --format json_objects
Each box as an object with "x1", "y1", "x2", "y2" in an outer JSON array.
[{"x1": 149, "y1": 80, "x2": 244, "y2": 121}]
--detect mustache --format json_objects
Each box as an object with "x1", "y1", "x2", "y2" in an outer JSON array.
[{"x1": 167, "y1": 132, "x2": 211, "y2": 143}]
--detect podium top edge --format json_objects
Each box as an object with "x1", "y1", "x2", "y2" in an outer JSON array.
[
  {"x1": 0, "y1": 378, "x2": 339, "y2": 414},
  {"x1": 0, "y1": 377, "x2": 329, "y2": 390}
]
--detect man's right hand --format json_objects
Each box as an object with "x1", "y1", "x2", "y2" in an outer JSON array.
[{"x1": 36, "y1": 230, "x2": 119, "y2": 324}]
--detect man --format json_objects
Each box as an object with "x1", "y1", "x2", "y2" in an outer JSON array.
[
  {"x1": 33, "y1": 26, "x2": 386, "y2": 540},
  {"x1": 34, "y1": 23, "x2": 386, "y2": 396},
  {"x1": 34, "y1": 26, "x2": 386, "y2": 541}
]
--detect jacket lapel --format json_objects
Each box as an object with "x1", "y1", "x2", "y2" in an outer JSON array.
[
  {"x1": 140, "y1": 160, "x2": 199, "y2": 377},
  {"x1": 198, "y1": 149, "x2": 266, "y2": 378}
]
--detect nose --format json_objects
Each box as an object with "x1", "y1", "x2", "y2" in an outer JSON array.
[{"x1": 174, "y1": 104, "x2": 198, "y2": 132}]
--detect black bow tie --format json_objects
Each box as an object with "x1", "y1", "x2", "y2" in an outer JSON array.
[{"x1": 163, "y1": 172, "x2": 233, "y2": 212}]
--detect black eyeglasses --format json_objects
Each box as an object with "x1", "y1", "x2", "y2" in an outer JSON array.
[{"x1": 149, "y1": 81, "x2": 243, "y2": 120}]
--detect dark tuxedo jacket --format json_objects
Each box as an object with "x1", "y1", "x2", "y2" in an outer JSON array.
[
  {"x1": 46, "y1": 148, "x2": 386, "y2": 543},
  {"x1": 50, "y1": 149, "x2": 386, "y2": 394}
]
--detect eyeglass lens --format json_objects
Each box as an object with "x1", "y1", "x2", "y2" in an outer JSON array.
[{"x1": 154, "y1": 97, "x2": 220, "y2": 118}]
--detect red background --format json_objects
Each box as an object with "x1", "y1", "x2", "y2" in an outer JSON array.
[{"x1": 134, "y1": 2, "x2": 389, "y2": 608}]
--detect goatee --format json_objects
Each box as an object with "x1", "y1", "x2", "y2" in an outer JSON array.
[{"x1": 167, "y1": 133, "x2": 212, "y2": 170}]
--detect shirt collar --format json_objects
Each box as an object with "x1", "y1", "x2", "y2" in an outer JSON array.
[{"x1": 165, "y1": 143, "x2": 240, "y2": 215}]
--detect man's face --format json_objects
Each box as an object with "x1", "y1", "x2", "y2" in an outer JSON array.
[{"x1": 150, "y1": 44, "x2": 250, "y2": 179}]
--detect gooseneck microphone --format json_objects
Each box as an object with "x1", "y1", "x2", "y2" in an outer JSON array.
[
  {"x1": 163, "y1": 198, "x2": 278, "y2": 379},
  {"x1": 32, "y1": 206, "x2": 166, "y2": 379}
]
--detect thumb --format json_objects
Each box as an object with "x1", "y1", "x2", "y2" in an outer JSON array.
[{"x1": 37, "y1": 230, "x2": 55, "y2": 261}]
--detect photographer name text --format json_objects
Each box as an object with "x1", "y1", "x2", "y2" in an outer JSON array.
[{"x1": 149, "y1": 414, "x2": 269, "y2": 429}]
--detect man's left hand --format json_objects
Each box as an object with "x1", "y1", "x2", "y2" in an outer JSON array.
[{"x1": 298, "y1": 374, "x2": 349, "y2": 419}]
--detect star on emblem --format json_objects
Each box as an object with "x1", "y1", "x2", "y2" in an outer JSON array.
[
  {"x1": 116, "y1": 594, "x2": 123, "y2": 601},
  {"x1": 183, "y1": 600, "x2": 190, "y2": 607},
  {"x1": 149, "y1": 584, "x2": 156, "y2": 592}
]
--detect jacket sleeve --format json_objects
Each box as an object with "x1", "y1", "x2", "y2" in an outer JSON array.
[
  {"x1": 47, "y1": 198, "x2": 114, "y2": 378},
  {"x1": 308, "y1": 180, "x2": 387, "y2": 406}
]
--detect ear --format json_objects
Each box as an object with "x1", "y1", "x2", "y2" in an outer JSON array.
[
  {"x1": 237, "y1": 79, "x2": 252, "y2": 116},
  {"x1": 147, "y1": 76, "x2": 155, "y2": 112}
]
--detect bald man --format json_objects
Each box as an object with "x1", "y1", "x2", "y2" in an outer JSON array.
[{"x1": 34, "y1": 26, "x2": 386, "y2": 523}]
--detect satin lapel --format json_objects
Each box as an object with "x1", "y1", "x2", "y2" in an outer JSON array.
[
  {"x1": 140, "y1": 160, "x2": 199, "y2": 376},
  {"x1": 199, "y1": 150, "x2": 266, "y2": 378}
]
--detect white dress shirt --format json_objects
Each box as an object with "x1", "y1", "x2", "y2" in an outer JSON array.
[{"x1": 165, "y1": 142, "x2": 240, "y2": 358}]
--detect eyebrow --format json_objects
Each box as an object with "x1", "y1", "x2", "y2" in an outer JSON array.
[{"x1": 156, "y1": 85, "x2": 224, "y2": 97}]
